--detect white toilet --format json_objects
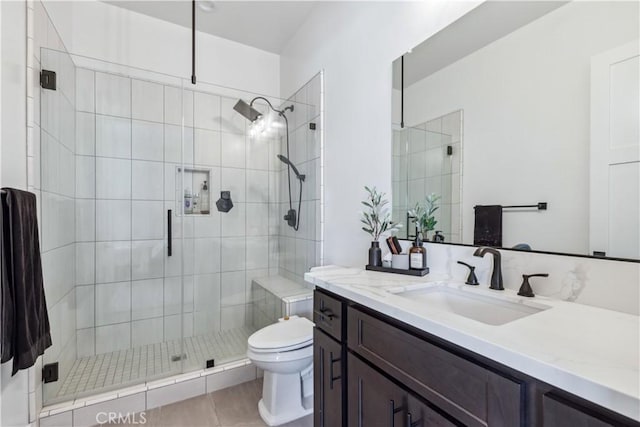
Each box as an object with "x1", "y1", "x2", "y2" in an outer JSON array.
[{"x1": 247, "y1": 316, "x2": 314, "y2": 426}]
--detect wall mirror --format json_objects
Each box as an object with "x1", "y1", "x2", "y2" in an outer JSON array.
[{"x1": 391, "y1": 1, "x2": 639, "y2": 260}]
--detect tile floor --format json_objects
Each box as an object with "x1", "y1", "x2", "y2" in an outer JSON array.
[
  {"x1": 56, "y1": 327, "x2": 255, "y2": 401},
  {"x1": 108, "y1": 379, "x2": 312, "y2": 427}
]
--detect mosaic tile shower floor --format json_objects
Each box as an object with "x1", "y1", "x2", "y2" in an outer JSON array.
[{"x1": 56, "y1": 326, "x2": 256, "y2": 401}]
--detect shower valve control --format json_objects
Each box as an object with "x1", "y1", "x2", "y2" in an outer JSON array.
[{"x1": 284, "y1": 209, "x2": 297, "y2": 227}]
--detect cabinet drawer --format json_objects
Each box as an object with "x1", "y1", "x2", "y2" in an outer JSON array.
[
  {"x1": 348, "y1": 306, "x2": 523, "y2": 427},
  {"x1": 314, "y1": 290, "x2": 344, "y2": 341}
]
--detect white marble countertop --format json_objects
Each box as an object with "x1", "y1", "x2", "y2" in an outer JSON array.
[{"x1": 304, "y1": 265, "x2": 640, "y2": 421}]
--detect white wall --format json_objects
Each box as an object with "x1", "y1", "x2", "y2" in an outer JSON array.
[
  {"x1": 1, "y1": 1, "x2": 32, "y2": 426},
  {"x1": 1, "y1": 0, "x2": 27, "y2": 189},
  {"x1": 43, "y1": 0, "x2": 280, "y2": 98},
  {"x1": 403, "y1": 1, "x2": 639, "y2": 254},
  {"x1": 280, "y1": 1, "x2": 481, "y2": 268}
]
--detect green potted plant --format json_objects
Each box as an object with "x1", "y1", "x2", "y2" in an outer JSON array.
[
  {"x1": 408, "y1": 193, "x2": 441, "y2": 241},
  {"x1": 360, "y1": 186, "x2": 401, "y2": 266}
]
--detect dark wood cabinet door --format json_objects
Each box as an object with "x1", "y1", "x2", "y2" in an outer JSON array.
[
  {"x1": 348, "y1": 353, "x2": 457, "y2": 427},
  {"x1": 348, "y1": 352, "x2": 408, "y2": 427},
  {"x1": 314, "y1": 328, "x2": 344, "y2": 427},
  {"x1": 542, "y1": 393, "x2": 638, "y2": 427}
]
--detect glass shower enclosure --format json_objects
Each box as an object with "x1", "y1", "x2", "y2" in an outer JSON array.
[
  {"x1": 38, "y1": 48, "x2": 296, "y2": 404},
  {"x1": 392, "y1": 111, "x2": 463, "y2": 242}
]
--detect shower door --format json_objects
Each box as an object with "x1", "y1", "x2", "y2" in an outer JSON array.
[{"x1": 39, "y1": 50, "x2": 190, "y2": 404}]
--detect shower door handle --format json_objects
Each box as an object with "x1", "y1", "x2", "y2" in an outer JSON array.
[{"x1": 167, "y1": 209, "x2": 172, "y2": 257}]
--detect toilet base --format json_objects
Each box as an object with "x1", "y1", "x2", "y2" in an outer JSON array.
[
  {"x1": 258, "y1": 398, "x2": 313, "y2": 426},
  {"x1": 257, "y1": 371, "x2": 313, "y2": 426}
]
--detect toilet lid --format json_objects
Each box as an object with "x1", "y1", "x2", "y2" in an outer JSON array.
[{"x1": 248, "y1": 317, "x2": 314, "y2": 351}]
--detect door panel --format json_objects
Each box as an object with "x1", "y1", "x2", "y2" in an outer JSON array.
[{"x1": 590, "y1": 40, "x2": 640, "y2": 258}]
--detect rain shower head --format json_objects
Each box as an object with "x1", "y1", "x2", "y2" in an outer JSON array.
[
  {"x1": 233, "y1": 99, "x2": 262, "y2": 122},
  {"x1": 277, "y1": 154, "x2": 305, "y2": 182}
]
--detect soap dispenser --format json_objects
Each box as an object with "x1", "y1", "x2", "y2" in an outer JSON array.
[
  {"x1": 200, "y1": 181, "x2": 210, "y2": 214},
  {"x1": 409, "y1": 223, "x2": 427, "y2": 270}
]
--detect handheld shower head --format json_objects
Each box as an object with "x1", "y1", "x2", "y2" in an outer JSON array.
[
  {"x1": 277, "y1": 155, "x2": 305, "y2": 181},
  {"x1": 233, "y1": 99, "x2": 262, "y2": 122}
]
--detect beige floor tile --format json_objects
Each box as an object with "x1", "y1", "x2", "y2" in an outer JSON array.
[
  {"x1": 138, "y1": 378, "x2": 311, "y2": 427},
  {"x1": 157, "y1": 395, "x2": 219, "y2": 427},
  {"x1": 279, "y1": 415, "x2": 313, "y2": 427},
  {"x1": 142, "y1": 407, "x2": 162, "y2": 426},
  {"x1": 208, "y1": 380, "x2": 265, "y2": 427}
]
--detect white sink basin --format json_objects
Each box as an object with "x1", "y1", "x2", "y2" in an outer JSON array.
[{"x1": 390, "y1": 285, "x2": 551, "y2": 325}]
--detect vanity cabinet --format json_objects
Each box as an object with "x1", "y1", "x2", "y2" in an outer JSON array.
[{"x1": 313, "y1": 289, "x2": 639, "y2": 427}]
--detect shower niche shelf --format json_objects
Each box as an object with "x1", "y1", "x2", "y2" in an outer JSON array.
[{"x1": 176, "y1": 167, "x2": 211, "y2": 216}]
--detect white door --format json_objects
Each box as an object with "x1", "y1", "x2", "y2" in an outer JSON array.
[{"x1": 590, "y1": 40, "x2": 640, "y2": 259}]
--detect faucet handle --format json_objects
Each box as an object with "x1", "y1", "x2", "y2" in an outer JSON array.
[
  {"x1": 457, "y1": 261, "x2": 479, "y2": 286},
  {"x1": 518, "y1": 273, "x2": 549, "y2": 297}
]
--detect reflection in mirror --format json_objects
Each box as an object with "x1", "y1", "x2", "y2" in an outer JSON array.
[
  {"x1": 392, "y1": 1, "x2": 639, "y2": 260},
  {"x1": 392, "y1": 111, "x2": 462, "y2": 241}
]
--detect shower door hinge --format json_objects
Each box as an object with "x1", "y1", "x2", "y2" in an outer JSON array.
[
  {"x1": 40, "y1": 70, "x2": 57, "y2": 90},
  {"x1": 43, "y1": 362, "x2": 59, "y2": 383}
]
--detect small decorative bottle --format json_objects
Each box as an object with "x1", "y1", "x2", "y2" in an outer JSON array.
[
  {"x1": 184, "y1": 189, "x2": 193, "y2": 214},
  {"x1": 200, "y1": 181, "x2": 210, "y2": 214},
  {"x1": 193, "y1": 193, "x2": 200, "y2": 214},
  {"x1": 409, "y1": 223, "x2": 427, "y2": 270}
]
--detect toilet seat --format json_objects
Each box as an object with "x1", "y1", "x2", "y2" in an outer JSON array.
[{"x1": 248, "y1": 316, "x2": 314, "y2": 353}]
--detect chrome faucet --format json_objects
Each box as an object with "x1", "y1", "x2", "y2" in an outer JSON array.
[{"x1": 473, "y1": 247, "x2": 504, "y2": 290}]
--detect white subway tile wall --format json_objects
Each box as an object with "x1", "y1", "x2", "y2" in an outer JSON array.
[{"x1": 276, "y1": 73, "x2": 323, "y2": 284}]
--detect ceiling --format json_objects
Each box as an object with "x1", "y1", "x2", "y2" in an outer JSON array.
[
  {"x1": 393, "y1": 1, "x2": 567, "y2": 89},
  {"x1": 103, "y1": 1, "x2": 318, "y2": 54}
]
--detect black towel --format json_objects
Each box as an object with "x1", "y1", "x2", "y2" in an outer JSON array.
[
  {"x1": 1, "y1": 188, "x2": 51, "y2": 375},
  {"x1": 474, "y1": 205, "x2": 503, "y2": 247}
]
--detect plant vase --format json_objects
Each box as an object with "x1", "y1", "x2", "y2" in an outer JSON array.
[{"x1": 368, "y1": 241, "x2": 382, "y2": 267}]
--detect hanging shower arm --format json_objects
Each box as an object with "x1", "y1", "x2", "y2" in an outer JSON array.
[{"x1": 248, "y1": 96, "x2": 294, "y2": 117}]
